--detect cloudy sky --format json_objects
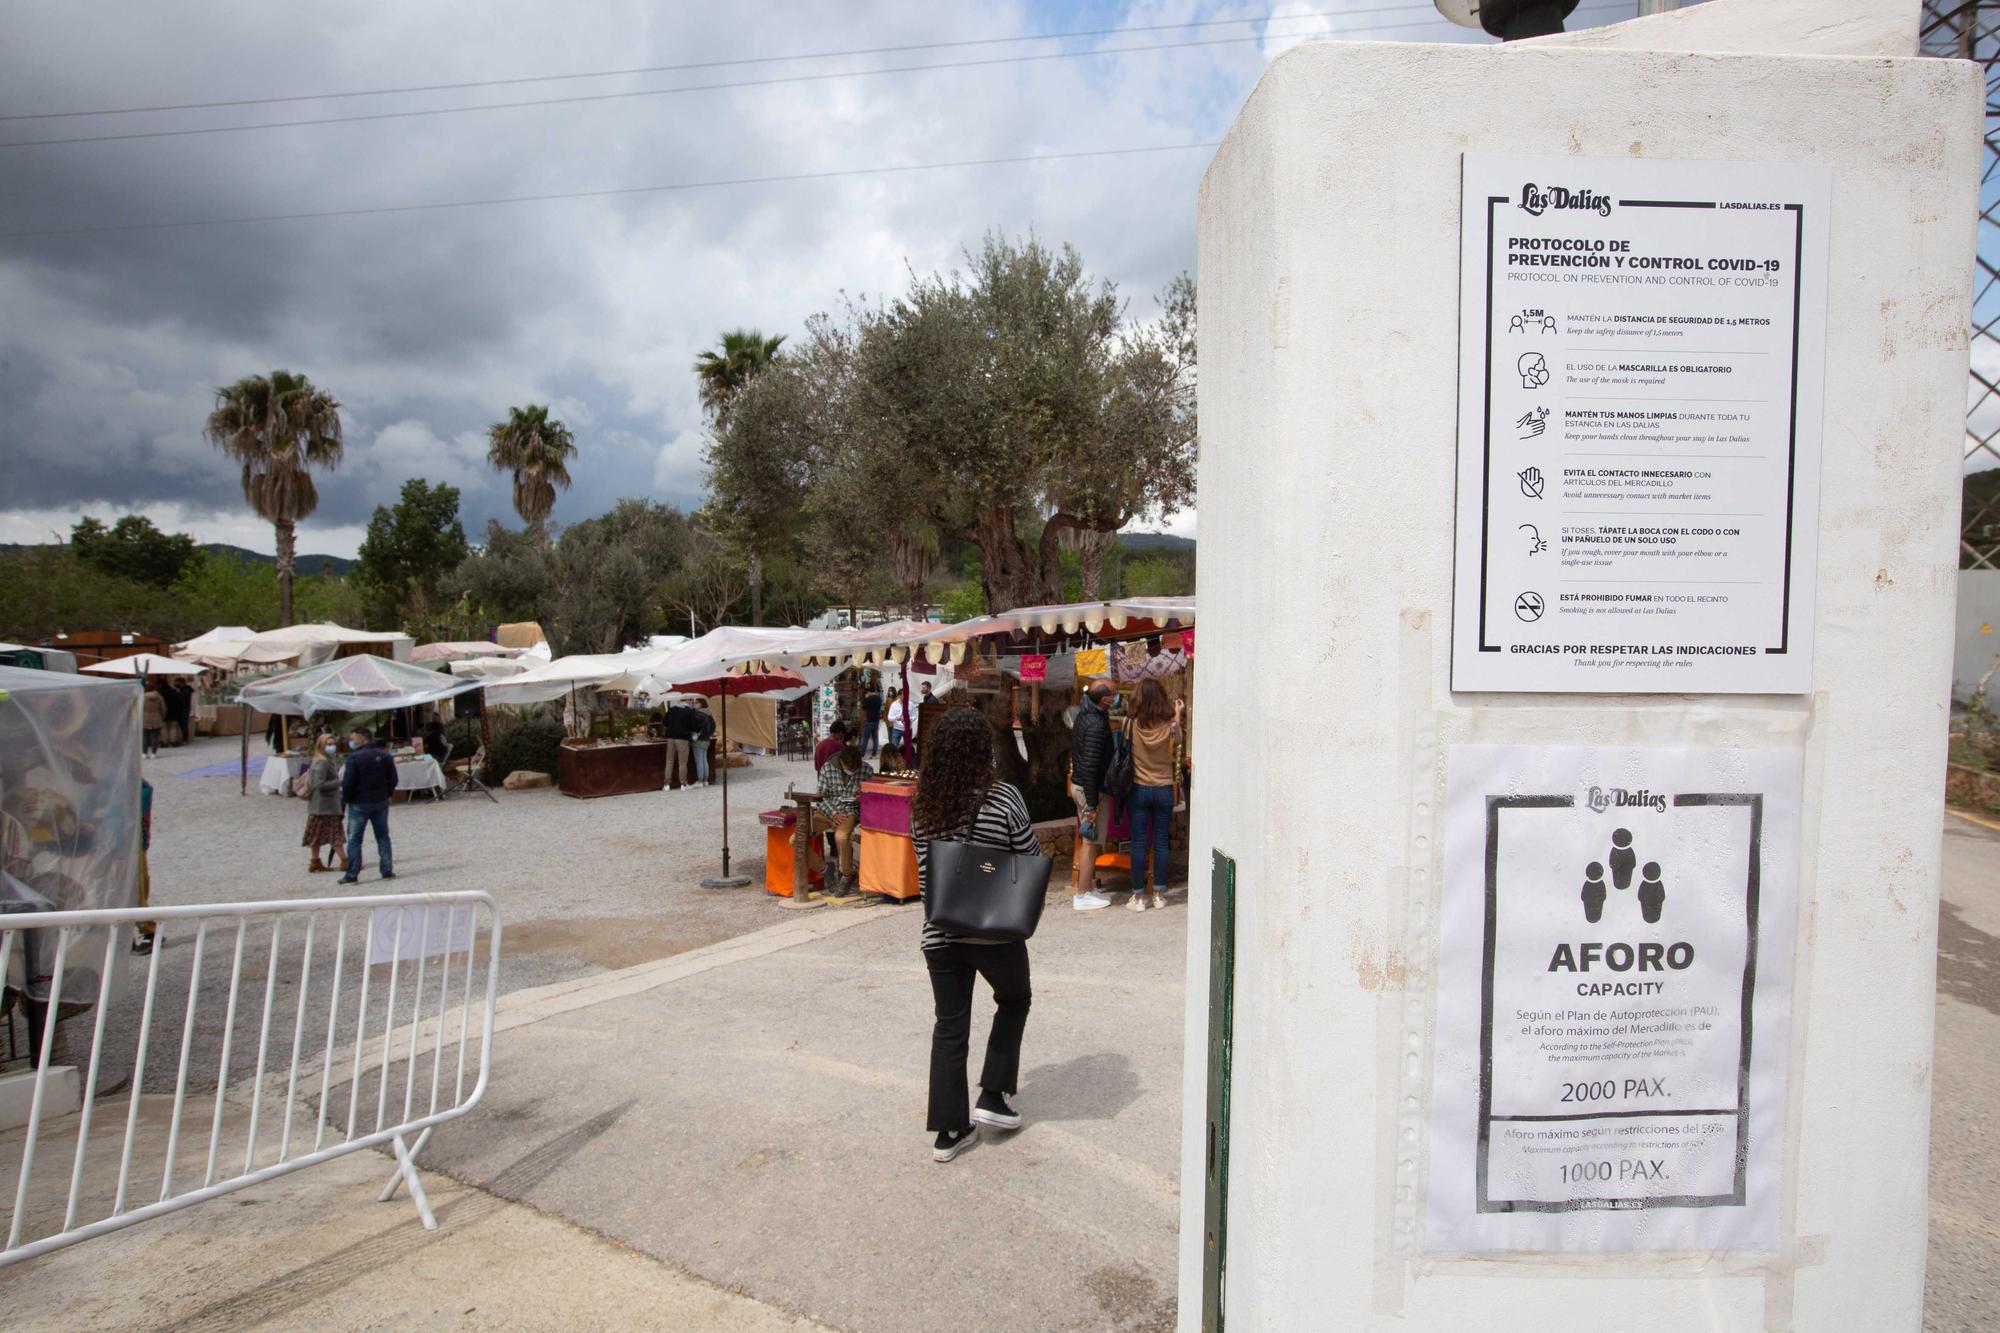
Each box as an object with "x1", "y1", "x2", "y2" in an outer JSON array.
[{"x1": 0, "y1": 0, "x2": 1648, "y2": 559}]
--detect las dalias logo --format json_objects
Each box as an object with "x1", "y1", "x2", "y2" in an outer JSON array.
[
  {"x1": 1519, "y1": 182, "x2": 1613, "y2": 217},
  {"x1": 1585, "y1": 785, "x2": 1666, "y2": 814}
]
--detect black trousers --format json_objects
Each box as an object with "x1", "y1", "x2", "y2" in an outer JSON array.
[{"x1": 924, "y1": 940, "x2": 1032, "y2": 1132}]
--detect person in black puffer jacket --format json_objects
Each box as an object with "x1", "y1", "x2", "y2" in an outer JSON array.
[
  {"x1": 338, "y1": 727, "x2": 399, "y2": 883},
  {"x1": 1068, "y1": 681, "x2": 1116, "y2": 909}
]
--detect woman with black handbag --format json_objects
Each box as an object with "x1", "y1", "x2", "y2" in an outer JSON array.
[{"x1": 913, "y1": 707, "x2": 1051, "y2": 1163}]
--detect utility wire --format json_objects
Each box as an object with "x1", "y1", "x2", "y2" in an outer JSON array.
[
  {"x1": 0, "y1": 2, "x2": 1446, "y2": 122},
  {"x1": 0, "y1": 5, "x2": 1596, "y2": 151},
  {"x1": 0, "y1": 141, "x2": 1225, "y2": 239}
]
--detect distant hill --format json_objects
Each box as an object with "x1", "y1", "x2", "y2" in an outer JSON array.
[
  {"x1": 0, "y1": 540, "x2": 353, "y2": 577},
  {"x1": 1116, "y1": 532, "x2": 1195, "y2": 554},
  {"x1": 201, "y1": 544, "x2": 354, "y2": 577}
]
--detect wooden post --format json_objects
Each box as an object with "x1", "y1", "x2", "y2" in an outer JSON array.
[
  {"x1": 898, "y1": 654, "x2": 913, "y2": 766},
  {"x1": 479, "y1": 705, "x2": 494, "y2": 784},
  {"x1": 239, "y1": 702, "x2": 249, "y2": 796}
]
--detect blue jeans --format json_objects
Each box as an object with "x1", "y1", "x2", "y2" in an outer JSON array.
[
  {"x1": 861, "y1": 721, "x2": 880, "y2": 757},
  {"x1": 1129, "y1": 784, "x2": 1174, "y2": 893},
  {"x1": 693, "y1": 741, "x2": 710, "y2": 784},
  {"x1": 344, "y1": 801, "x2": 392, "y2": 878}
]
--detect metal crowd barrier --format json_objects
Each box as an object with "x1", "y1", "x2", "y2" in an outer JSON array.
[{"x1": 0, "y1": 890, "x2": 500, "y2": 1267}]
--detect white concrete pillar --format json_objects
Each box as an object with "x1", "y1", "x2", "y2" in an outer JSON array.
[{"x1": 1181, "y1": 10, "x2": 1979, "y2": 1330}]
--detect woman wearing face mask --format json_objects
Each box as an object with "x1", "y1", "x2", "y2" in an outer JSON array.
[{"x1": 304, "y1": 731, "x2": 347, "y2": 875}]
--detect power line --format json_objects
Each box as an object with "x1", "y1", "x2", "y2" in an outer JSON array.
[
  {"x1": 0, "y1": 5, "x2": 1587, "y2": 151},
  {"x1": 0, "y1": 141, "x2": 1226, "y2": 240},
  {"x1": 0, "y1": 2, "x2": 1445, "y2": 122}
]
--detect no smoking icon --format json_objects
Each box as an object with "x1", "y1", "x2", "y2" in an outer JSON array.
[{"x1": 1514, "y1": 591, "x2": 1545, "y2": 623}]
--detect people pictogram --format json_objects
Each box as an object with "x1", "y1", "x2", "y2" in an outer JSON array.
[
  {"x1": 1638, "y1": 862, "x2": 1666, "y2": 924},
  {"x1": 1581, "y1": 861, "x2": 1606, "y2": 923},
  {"x1": 1608, "y1": 828, "x2": 1636, "y2": 890},
  {"x1": 1576, "y1": 831, "x2": 1667, "y2": 925}
]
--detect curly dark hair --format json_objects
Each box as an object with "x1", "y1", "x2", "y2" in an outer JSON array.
[{"x1": 912, "y1": 707, "x2": 997, "y2": 835}]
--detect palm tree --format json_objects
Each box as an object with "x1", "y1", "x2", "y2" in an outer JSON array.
[
  {"x1": 695, "y1": 330, "x2": 785, "y2": 621},
  {"x1": 486, "y1": 405, "x2": 578, "y2": 526},
  {"x1": 693, "y1": 329, "x2": 785, "y2": 425},
  {"x1": 203, "y1": 370, "x2": 344, "y2": 627}
]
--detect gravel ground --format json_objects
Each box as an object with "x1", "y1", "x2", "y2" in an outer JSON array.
[{"x1": 14, "y1": 734, "x2": 826, "y2": 1102}]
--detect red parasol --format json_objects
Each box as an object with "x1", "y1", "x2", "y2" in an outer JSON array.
[{"x1": 665, "y1": 669, "x2": 808, "y2": 888}]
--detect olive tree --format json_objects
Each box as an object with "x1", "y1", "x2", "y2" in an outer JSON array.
[{"x1": 705, "y1": 233, "x2": 1195, "y2": 615}]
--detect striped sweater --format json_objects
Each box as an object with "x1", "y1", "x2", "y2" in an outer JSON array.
[{"x1": 914, "y1": 782, "x2": 1041, "y2": 951}]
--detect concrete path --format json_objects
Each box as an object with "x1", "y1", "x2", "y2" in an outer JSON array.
[
  {"x1": 0, "y1": 1097, "x2": 824, "y2": 1331},
  {"x1": 2, "y1": 810, "x2": 1989, "y2": 1330},
  {"x1": 418, "y1": 892, "x2": 1188, "y2": 1333},
  {"x1": 1925, "y1": 809, "x2": 2000, "y2": 1333}
]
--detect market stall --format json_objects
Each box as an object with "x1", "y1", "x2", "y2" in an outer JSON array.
[
  {"x1": 236, "y1": 654, "x2": 481, "y2": 796},
  {"x1": 0, "y1": 642, "x2": 79, "y2": 673},
  {"x1": 258, "y1": 750, "x2": 444, "y2": 799},
  {"x1": 857, "y1": 773, "x2": 920, "y2": 900},
  {"x1": 0, "y1": 666, "x2": 143, "y2": 1042},
  {"x1": 0, "y1": 666, "x2": 142, "y2": 912},
  {"x1": 556, "y1": 738, "x2": 668, "y2": 799},
  {"x1": 616, "y1": 645, "x2": 812, "y2": 887}
]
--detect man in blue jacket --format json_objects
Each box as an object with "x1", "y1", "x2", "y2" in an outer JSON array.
[{"x1": 339, "y1": 726, "x2": 399, "y2": 883}]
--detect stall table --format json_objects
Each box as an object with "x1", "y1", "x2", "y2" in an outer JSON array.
[
  {"x1": 258, "y1": 754, "x2": 310, "y2": 796},
  {"x1": 557, "y1": 739, "x2": 668, "y2": 799},
  {"x1": 393, "y1": 754, "x2": 446, "y2": 800},
  {"x1": 858, "y1": 775, "x2": 920, "y2": 901},
  {"x1": 759, "y1": 807, "x2": 825, "y2": 897}
]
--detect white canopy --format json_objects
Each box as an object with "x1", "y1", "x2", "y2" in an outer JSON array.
[
  {"x1": 777, "y1": 599, "x2": 1197, "y2": 667},
  {"x1": 481, "y1": 645, "x2": 680, "y2": 705},
  {"x1": 81, "y1": 652, "x2": 204, "y2": 677},
  {"x1": 239, "y1": 654, "x2": 479, "y2": 717},
  {"x1": 241, "y1": 622, "x2": 414, "y2": 668},
  {"x1": 447, "y1": 655, "x2": 532, "y2": 680},
  {"x1": 410, "y1": 640, "x2": 524, "y2": 664},
  {"x1": 172, "y1": 622, "x2": 413, "y2": 670},
  {"x1": 173, "y1": 625, "x2": 279, "y2": 669}
]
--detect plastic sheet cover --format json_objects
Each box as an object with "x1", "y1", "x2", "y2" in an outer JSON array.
[
  {"x1": 238, "y1": 654, "x2": 482, "y2": 716},
  {"x1": 0, "y1": 666, "x2": 142, "y2": 1003}
]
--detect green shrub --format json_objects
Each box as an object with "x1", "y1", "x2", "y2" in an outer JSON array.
[
  {"x1": 443, "y1": 715, "x2": 483, "y2": 764},
  {"x1": 485, "y1": 714, "x2": 564, "y2": 783}
]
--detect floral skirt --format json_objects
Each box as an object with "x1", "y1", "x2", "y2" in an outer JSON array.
[{"x1": 302, "y1": 813, "x2": 343, "y2": 849}]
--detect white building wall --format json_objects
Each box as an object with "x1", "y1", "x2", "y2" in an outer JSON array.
[{"x1": 1183, "y1": 31, "x2": 1978, "y2": 1333}]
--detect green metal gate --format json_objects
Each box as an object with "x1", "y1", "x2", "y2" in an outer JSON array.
[{"x1": 1202, "y1": 851, "x2": 1237, "y2": 1332}]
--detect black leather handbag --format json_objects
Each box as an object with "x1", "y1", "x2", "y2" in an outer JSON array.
[{"x1": 925, "y1": 839, "x2": 1054, "y2": 942}]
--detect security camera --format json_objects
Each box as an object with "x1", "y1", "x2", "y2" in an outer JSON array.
[{"x1": 1434, "y1": 0, "x2": 1581, "y2": 40}]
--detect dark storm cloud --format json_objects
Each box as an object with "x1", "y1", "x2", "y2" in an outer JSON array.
[{"x1": 0, "y1": 1, "x2": 1501, "y2": 552}]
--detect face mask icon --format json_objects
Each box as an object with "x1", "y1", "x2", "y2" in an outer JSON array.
[{"x1": 1518, "y1": 352, "x2": 1550, "y2": 389}]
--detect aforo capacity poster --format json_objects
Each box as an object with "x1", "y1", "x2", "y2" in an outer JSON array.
[{"x1": 1426, "y1": 745, "x2": 1801, "y2": 1253}]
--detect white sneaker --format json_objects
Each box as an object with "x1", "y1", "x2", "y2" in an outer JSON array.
[
  {"x1": 1073, "y1": 890, "x2": 1112, "y2": 911},
  {"x1": 1149, "y1": 892, "x2": 1168, "y2": 911},
  {"x1": 1125, "y1": 891, "x2": 1148, "y2": 912}
]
